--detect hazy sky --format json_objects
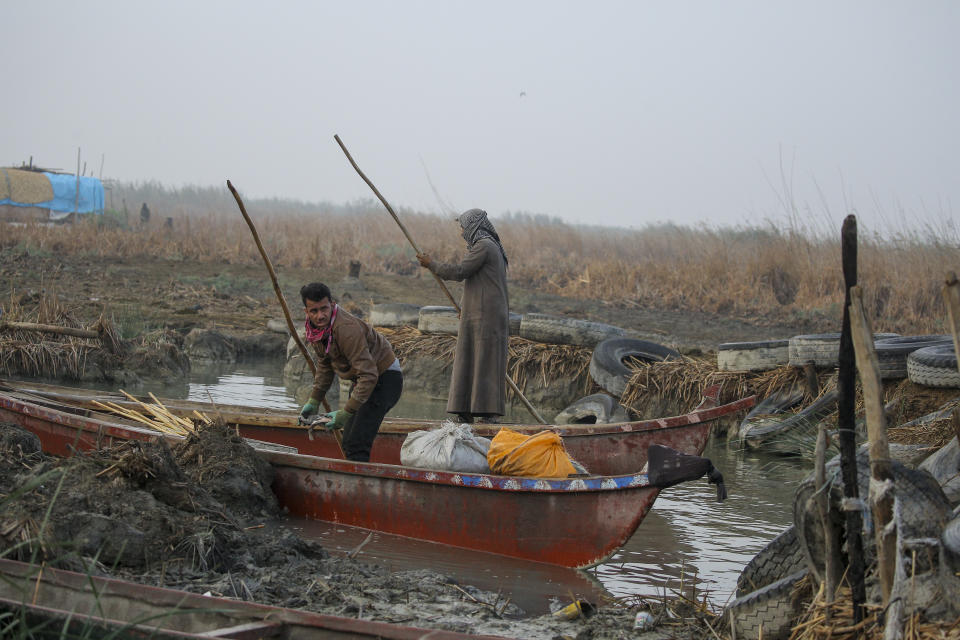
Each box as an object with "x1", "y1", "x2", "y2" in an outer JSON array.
[{"x1": 5, "y1": 1, "x2": 958, "y2": 233}]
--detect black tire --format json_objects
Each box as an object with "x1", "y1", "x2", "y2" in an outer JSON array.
[
  {"x1": 589, "y1": 338, "x2": 681, "y2": 397},
  {"x1": 788, "y1": 332, "x2": 899, "y2": 368},
  {"x1": 740, "y1": 389, "x2": 838, "y2": 451},
  {"x1": 907, "y1": 344, "x2": 960, "y2": 388},
  {"x1": 519, "y1": 313, "x2": 624, "y2": 347},
  {"x1": 726, "y1": 570, "x2": 808, "y2": 640},
  {"x1": 554, "y1": 393, "x2": 631, "y2": 424},
  {"x1": 717, "y1": 339, "x2": 790, "y2": 372},
  {"x1": 943, "y1": 515, "x2": 960, "y2": 571},
  {"x1": 735, "y1": 526, "x2": 807, "y2": 597},
  {"x1": 738, "y1": 389, "x2": 804, "y2": 436},
  {"x1": 919, "y1": 438, "x2": 960, "y2": 505},
  {"x1": 370, "y1": 303, "x2": 421, "y2": 328},
  {"x1": 417, "y1": 306, "x2": 459, "y2": 335},
  {"x1": 873, "y1": 335, "x2": 953, "y2": 380}
]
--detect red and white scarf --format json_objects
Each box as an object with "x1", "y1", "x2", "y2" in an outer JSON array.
[{"x1": 304, "y1": 304, "x2": 338, "y2": 353}]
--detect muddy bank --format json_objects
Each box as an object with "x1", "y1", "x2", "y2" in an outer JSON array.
[{"x1": 0, "y1": 421, "x2": 690, "y2": 639}]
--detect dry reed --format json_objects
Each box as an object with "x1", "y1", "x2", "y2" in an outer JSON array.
[
  {"x1": 620, "y1": 357, "x2": 815, "y2": 415},
  {"x1": 786, "y1": 582, "x2": 960, "y2": 640},
  {"x1": 91, "y1": 391, "x2": 202, "y2": 437},
  {"x1": 0, "y1": 292, "x2": 120, "y2": 379},
  {"x1": 4, "y1": 183, "x2": 958, "y2": 337}
]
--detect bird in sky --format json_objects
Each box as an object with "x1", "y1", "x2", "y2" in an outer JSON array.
[{"x1": 519, "y1": 90, "x2": 526, "y2": 98}]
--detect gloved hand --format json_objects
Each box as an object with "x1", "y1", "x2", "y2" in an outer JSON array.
[
  {"x1": 416, "y1": 253, "x2": 432, "y2": 268},
  {"x1": 325, "y1": 408, "x2": 354, "y2": 430},
  {"x1": 298, "y1": 399, "x2": 319, "y2": 426}
]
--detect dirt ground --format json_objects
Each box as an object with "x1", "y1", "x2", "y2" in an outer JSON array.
[
  {"x1": 0, "y1": 251, "x2": 837, "y2": 351},
  {"x1": 0, "y1": 421, "x2": 702, "y2": 640}
]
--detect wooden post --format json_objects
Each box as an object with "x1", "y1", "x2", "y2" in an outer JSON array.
[
  {"x1": 849, "y1": 286, "x2": 896, "y2": 604},
  {"x1": 838, "y1": 214, "x2": 867, "y2": 622},
  {"x1": 813, "y1": 422, "x2": 841, "y2": 609},
  {"x1": 334, "y1": 134, "x2": 547, "y2": 424},
  {"x1": 74, "y1": 147, "x2": 81, "y2": 220},
  {"x1": 944, "y1": 272, "x2": 960, "y2": 372}
]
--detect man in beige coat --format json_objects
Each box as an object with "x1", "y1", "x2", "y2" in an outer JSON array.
[{"x1": 417, "y1": 209, "x2": 509, "y2": 424}]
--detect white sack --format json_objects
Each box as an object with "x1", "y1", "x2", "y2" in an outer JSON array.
[{"x1": 399, "y1": 420, "x2": 491, "y2": 473}]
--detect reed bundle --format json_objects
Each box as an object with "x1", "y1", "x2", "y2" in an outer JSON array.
[
  {"x1": 379, "y1": 326, "x2": 592, "y2": 394},
  {"x1": 92, "y1": 390, "x2": 209, "y2": 437},
  {"x1": 0, "y1": 292, "x2": 123, "y2": 378},
  {"x1": 620, "y1": 357, "x2": 816, "y2": 415},
  {"x1": 380, "y1": 326, "x2": 457, "y2": 362},
  {"x1": 0, "y1": 168, "x2": 54, "y2": 203},
  {"x1": 507, "y1": 338, "x2": 592, "y2": 392}
]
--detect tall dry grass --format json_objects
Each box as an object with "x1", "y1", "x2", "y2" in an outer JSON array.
[{"x1": 2, "y1": 182, "x2": 958, "y2": 335}]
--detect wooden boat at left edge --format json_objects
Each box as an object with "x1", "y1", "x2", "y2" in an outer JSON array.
[
  {"x1": 2, "y1": 379, "x2": 756, "y2": 476},
  {"x1": 0, "y1": 557, "x2": 508, "y2": 640},
  {"x1": 2, "y1": 389, "x2": 666, "y2": 568}
]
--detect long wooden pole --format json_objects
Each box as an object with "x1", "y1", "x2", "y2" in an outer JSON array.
[
  {"x1": 849, "y1": 286, "x2": 896, "y2": 605},
  {"x1": 0, "y1": 321, "x2": 99, "y2": 340},
  {"x1": 334, "y1": 135, "x2": 547, "y2": 425},
  {"x1": 226, "y1": 180, "x2": 334, "y2": 420},
  {"x1": 838, "y1": 214, "x2": 867, "y2": 623}
]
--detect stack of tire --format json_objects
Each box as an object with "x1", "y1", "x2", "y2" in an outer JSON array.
[
  {"x1": 717, "y1": 333, "x2": 956, "y2": 384},
  {"x1": 727, "y1": 449, "x2": 957, "y2": 639},
  {"x1": 718, "y1": 333, "x2": 904, "y2": 373}
]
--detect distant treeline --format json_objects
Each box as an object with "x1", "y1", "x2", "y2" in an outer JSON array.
[{"x1": 105, "y1": 180, "x2": 420, "y2": 220}]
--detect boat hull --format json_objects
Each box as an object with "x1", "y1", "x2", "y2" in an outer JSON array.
[{"x1": 267, "y1": 452, "x2": 660, "y2": 567}]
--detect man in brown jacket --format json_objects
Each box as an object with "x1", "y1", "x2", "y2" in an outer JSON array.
[
  {"x1": 297, "y1": 282, "x2": 403, "y2": 461},
  {"x1": 417, "y1": 209, "x2": 509, "y2": 424}
]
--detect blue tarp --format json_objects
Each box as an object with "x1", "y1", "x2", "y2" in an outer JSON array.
[{"x1": 0, "y1": 172, "x2": 104, "y2": 214}]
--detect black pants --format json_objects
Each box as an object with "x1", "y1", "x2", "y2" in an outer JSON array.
[{"x1": 343, "y1": 370, "x2": 403, "y2": 462}]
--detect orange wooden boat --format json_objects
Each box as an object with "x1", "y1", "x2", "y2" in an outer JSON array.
[
  {"x1": 0, "y1": 387, "x2": 726, "y2": 568},
  {"x1": 4, "y1": 380, "x2": 754, "y2": 476}
]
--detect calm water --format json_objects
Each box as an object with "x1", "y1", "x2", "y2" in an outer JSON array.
[{"x1": 21, "y1": 359, "x2": 813, "y2": 614}]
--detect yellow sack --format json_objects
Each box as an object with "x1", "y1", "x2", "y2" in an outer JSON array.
[{"x1": 487, "y1": 428, "x2": 577, "y2": 478}]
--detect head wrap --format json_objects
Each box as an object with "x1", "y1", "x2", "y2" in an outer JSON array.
[{"x1": 458, "y1": 208, "x2": 508, "y2": 267}]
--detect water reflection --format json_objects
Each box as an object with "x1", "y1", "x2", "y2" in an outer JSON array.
[
  {"x1": 595, "y1": 442, "x2": 809, "y2": 606},
  {"x1": 187, "y1": 361, "x2": 298, "y2": 410}
]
